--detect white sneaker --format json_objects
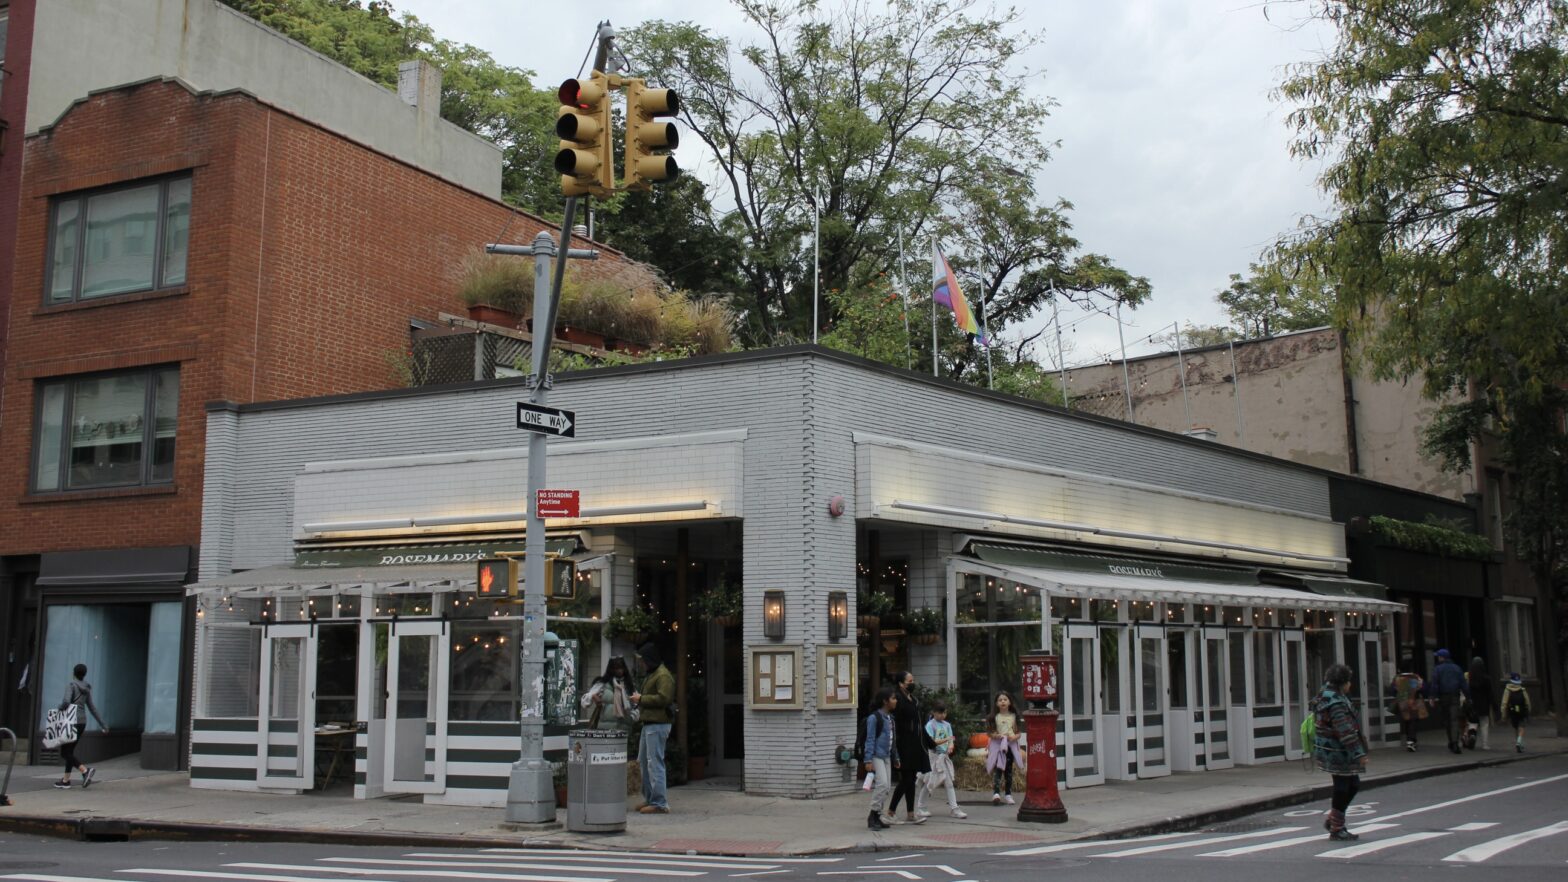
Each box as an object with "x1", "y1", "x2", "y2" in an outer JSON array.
[
  {"x1": 950, "y1": 808, "x2": 969, "y2": 819},
  {"x1": 915, "y1": 807, "x2": 931, "y2": 818},
  {"x1": 880, "y1": 813, "x2": 901, "y2": 826},
  {"x1": 1003, "y1": 794, "x2": 1016, "y2": 805},
  {"x1": 992, "y1": 792, "x2": 1002, "y2": 805},
  {"x1": 908, "y1": 813, "x2": 928, "y2": 825}
]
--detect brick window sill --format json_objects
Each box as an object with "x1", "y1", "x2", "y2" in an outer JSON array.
[
  {"x1": 34, "y1": 287, "x2": 191, "y2": 315},
  {"x1": 22, "y1": 484, "x2": 179, "y2": 504}
]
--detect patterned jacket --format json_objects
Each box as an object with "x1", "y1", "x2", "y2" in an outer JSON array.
[{"x1": 1312, "y1": 686, "x2": 1366, "y2": 775}]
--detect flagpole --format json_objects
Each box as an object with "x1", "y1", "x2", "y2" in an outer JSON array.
[
  {"x1": 898, "y1": 228, "x2": 912, "y2": 370},
  {"x1": 980, "y1": 261, "x2": 993, "y2": 390},
  {"x1": 1051, "y1": 282, "x2": 1067, "y2": 406},
  {"x1": 1116, "y1": 299, "x2": 1134, "y2": 422},
  {"x1": 812, "y1": 183, "x2": 820, "y2": 344},
  {"x1": 930, "y1": 238, "x2": 939, "y2": 377},
  {"x1": 1174, "y1": 322, "x2": 1193, "y2": 430}
]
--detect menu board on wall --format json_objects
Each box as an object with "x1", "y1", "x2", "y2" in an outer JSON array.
[
  {"x1": 749, "y1": 646, "x2": 803, "y2": 709},
  {"x1": 818, "y1": 647, "x2": 857, "y2": 709}
]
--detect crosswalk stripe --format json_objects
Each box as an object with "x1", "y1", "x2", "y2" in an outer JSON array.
[
  {"x1": 405, "y1": 854, "x2": 767, "y2": 870},
  {"x1": 1448, "y1": 822, "x2": 1499, "y2": 832},
  {"x1": 1197, "y1": 823, "x2": 1400, "y2": 857},
  {"x1": 1316, "y1": 831, "x2": 1451, "y2": 859},
  {"x1": 120, "y1": 872, "x2": 410, "y2": 882},
  {"x1": 222, "y1": 864, "x2": 608, "y2": 882},
  {"x1": 1443, "y1": 820, "x2": 1568, "y2": 863},
  {"x1": 1, "y1": 875, "x2": 129, "y2": 882},
  {"x1": 993, "y1": 831, "x2": 1202, "y2": 856},
  {"x1": 1378, "y1": 772, "x2": 1568, "y2": 823},
  {"x1": 314, "y1": 859, "x2": 702, "y2": 877},
  {"x1": 1091, "y1": 827, "x2": 1310, "y2": 857},
  {"x1": 479, "y1": 851, "x2": 839, "y2": 865}
]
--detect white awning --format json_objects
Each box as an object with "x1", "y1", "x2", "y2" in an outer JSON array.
[
  {"x1": 187, "y1": 563, "x2": 476, "y2": 595},
  {"x1": 962, "y1": 544, "x2": 1403, "y2": 613}
]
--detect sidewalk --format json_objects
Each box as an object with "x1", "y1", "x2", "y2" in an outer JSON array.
[{"x1": 2, "y1": 723, "x2": 1563, "y2": 854}]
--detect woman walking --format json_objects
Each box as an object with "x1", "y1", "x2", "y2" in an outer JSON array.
[
  {"x1": 54, "y1": 663, "x2": 108, "y2": 790},
  {"x1": 886, "y1": 671, "x2": 931, "y2": 824},
  {"x1": 1390, "y1": 661, "x2": 1425, "y2": 751},
  {"x1": 580, "y1": 656, "x2": 635, "y2": 730},
  {"x1": 1312, "y1": 664, "x2": 1367, "y2": 840},
  {"x1": 1465, "y1": 656, "x2": 1496, "y2": 750}
]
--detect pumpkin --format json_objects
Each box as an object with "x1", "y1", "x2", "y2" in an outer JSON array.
[{"x1": 969, "y1": 733, "x2": 990, "y2": 749}]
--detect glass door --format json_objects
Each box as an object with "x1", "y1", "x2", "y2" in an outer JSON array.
[
  {"x1": 382, "y1": 620, "x2": 449, "y2": 794},
  {"x1": 1282, "y1": 630, "x2": 1308, "y2": 760},
  {"x1": 258, "y1": 623, "x2": 316, "y2": 789},
  {"x1": 1360, "y1": 631, "x2": 1385, "y2": 747},
  {"x1": 1061, "y1": 623, "x2": 1103, "y2": 787},
  {"x1": 1132, "y1": 625, "x2": 1170, "y2": 778},
  {"x1": 708, "y1": 616, "x2": 745, "y2": 777},
  {"x1": 1199, "y1": 627, "x2": 1233, "y2": 769}
]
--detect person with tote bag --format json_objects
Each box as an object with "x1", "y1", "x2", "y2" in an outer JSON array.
[{"x1": 50, "y1": 663, "x2": 108, "y2": 789}]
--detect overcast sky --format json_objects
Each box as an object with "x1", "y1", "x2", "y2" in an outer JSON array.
[{"x1": 392, "y1": 0, "x2": 1336, "y2": 368}]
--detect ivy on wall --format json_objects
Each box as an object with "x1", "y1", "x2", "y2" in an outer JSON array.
[{"x1": 1367, "y1": 515, "x2": 1494, "y2": 560}]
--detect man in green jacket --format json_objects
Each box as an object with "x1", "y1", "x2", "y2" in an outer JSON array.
[{"x1": 632, "y1": 642, "x2": 675, "y2": 813}]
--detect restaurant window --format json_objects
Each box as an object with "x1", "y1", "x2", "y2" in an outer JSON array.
[
  {"x1": 956, "y1": 573, "x2": 1042, "y2": 713},
  {"x1": 46, "y1": 174, "x2": 191, "y2": 303},
  {"x1": 1253, "y1": 631, "x2": 1279, "y2": 704},
  {"x1": 198, "y1": 596, "x2": 264, "y2": 718},
  {"x1": 32, "y1": 365, "x2": 179, "y2": 492}
]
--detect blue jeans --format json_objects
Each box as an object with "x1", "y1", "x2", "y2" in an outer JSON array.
[{"x1": 639, "y1": 722, "x2": 671, "y2": 809}]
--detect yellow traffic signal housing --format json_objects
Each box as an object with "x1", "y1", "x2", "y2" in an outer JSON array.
[
  {"x1": 624, "y1": 78, "x2": 681, "y2": 190},
  {"x1": 556, "y1": 72, "x2": 614, "y2": 197},
  {"x1": 476, "y1": 557, "x2": 520, "y2": 599}
]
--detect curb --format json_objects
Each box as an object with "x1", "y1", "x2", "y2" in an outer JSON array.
[
  {"x1": 1072, "y1": 749, "x2": 1562, "y2": 844},
  {"x1": 0, "y1": 750, "x2": 1560, "y2": 854}
]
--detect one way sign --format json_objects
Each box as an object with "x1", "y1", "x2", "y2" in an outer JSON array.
[{"x1": 516, "y1": 402, "x2": 576, "y2": 437}]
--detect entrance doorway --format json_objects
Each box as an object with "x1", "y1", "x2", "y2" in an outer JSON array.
[
  {"x1": 1060, "y1": 623, "x2": 1103, "y2": 787},
  {"x1": 1198, "y1": 627, "x2": 1233, "y2": 770},
  {"x1": 259, "y1": 623, "x2": 316, "y2": 789},
  {"x1": 1131, "y1": 625, "x2": 1170, "y2": 778},
  {"x1": 1282, "y1": 630, "x2": 1308, "y2": 760},
  {"x1": 383, "y1": 619, "x2": 449, "y2": 794}
]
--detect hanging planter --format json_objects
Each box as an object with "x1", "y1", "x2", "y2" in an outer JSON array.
[
  {"x1": 857, "y1": 589, "x2": 894, "y2": 628},
  {"x1": 904, "y1": 607, "x2": 945, "y2": 645},
  {"x1": 692, "y1": 579, "x2": 742, "y2": 629},
  {"x1": 604, "y1": 606, "x2": 657, "y2": 645}
]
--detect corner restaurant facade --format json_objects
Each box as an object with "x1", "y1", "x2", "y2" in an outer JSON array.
[{"x1": 188, "y1": 346, "x2": 1402, "y2": 801}]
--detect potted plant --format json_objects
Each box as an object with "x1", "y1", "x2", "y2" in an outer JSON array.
[
  {"x1": 604, "y1": 605, "x2": 656, "y2": 644},
  {"x1": 551, "y1": 760, "x2": 568, "y2": 808},
  {"x1": 692, "y1": 579, "x2": 742, "y2": 627},
  {"x1": 457, "y1": 251, "x2": 532, "y2": 326},
  {"x1": 857, "y1": 589, "x2": 894, "y2": 628},
  {"x1": 904, "y1": 606, "x2": 945, "y2": 645}
]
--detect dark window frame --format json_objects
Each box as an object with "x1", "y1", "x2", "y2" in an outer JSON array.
[
  {"x1": 43, "y1": 173, "x2": 192, "y2": 305},
  {"x1": 30, "y1": 364, "x2": 180, "y2": 493}
]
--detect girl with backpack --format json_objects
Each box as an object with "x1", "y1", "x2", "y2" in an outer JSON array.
[
  {"x1": 54, "y1": 663, "x2": 108, "y2": 790},
  {"x1": 1312, "y1": 664, "x2": 1367, "y2": 841},
  {"x1": 862, "y1": 687, "x2": 899, "y2": 830},
  {"x1": 1502, "y1": 673, "x2": 1532, "y2": 753}
]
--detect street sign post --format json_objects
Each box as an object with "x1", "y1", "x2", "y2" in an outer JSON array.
[
  {"x1": 516, "y1": 402, "x2": 576, "y2": 437},
  {"x1": 537, "y1": 489, "x2": 580, "y2": 519}
]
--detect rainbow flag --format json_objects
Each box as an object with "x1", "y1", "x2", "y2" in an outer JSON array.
[{"x1": 932, "y1": 243, "x2": 985, "y2": 343}]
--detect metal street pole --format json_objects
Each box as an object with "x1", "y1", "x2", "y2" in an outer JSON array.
[
  {"x1": 1173, "y1": 322, "x2": 1193, "y2": 431},
  {"x1": 1229, "y1": 338, "x2": 1245, "y2": 445},
  {"x1": 1116, "y1": 300, "x2": 1134, "y2": 422},
  {"x1": 1051, "y1": 283, "x2": 1067, "y2": 407}
]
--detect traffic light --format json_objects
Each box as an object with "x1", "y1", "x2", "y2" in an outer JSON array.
[
  {"x1": 556, "y1": 72, "x2": 613, "y2": 197},
  {"x1": 624, "y1": 78, "x2": 680, "y2": 190},
  {"x1": 476, "y1": 557, "x2": 519, "y2": 599}
]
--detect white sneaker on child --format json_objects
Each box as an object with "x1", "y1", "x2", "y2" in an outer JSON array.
[
  {"x1": 1003, "y1": 794, "x2": 1016, "y2": 805},
  {"x1": 950, "y1": 808, "x2": 969, "y2": 819}
]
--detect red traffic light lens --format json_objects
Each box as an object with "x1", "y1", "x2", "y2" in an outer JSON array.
[{"x1": 558, "y1": 78, "x2": 582, "y2": 107}]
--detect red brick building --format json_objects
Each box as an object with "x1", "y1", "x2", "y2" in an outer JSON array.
[{"x1": 0, "y1": 76, "x2": 655, "y2": 767}]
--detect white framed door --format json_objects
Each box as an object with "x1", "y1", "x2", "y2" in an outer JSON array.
[
  {"x1": 1198, "y1": 627, "x2": 1233, "y2": 770},
  {"x1": 1132, "y1": 625, "x2": 1170, "y2": 778},
  {"x1": 382, "y1": 620, "x2": 450, "y2": 794},
  {"x1": 1282, "y1": 630, "x2": 1308, "y2": 760},
  {"x1": 1359, "y1": 631, "x2": 1385, "y2": 747},
  {"x1": 1061, "y1": 623, "x2": 1103, "y2": 787},
  {"x1": 258, "y1": 623, "x2": 317, "y2": 789}
]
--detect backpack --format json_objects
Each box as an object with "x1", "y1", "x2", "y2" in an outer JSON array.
[
  {"x1": 1299, "y1": 713, "x2": 1316, "y2": 754},
  {"x1": 1505, "y1": 687, "x2": 1528, "y2": 716},
  {"x1": 854, "y1": 711, "x2": 885, "y2": 763}
]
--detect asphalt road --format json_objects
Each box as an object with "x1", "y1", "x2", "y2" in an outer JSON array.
[{"x1": 2, "y1": 754, "x2": 1565, "y2": 882}]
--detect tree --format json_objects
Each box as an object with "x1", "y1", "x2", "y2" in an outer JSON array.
[
  {"x1": 1215, "y1": 262, "x2": 1335, "y2": 338},
  {"x1": 622, "y1": 0, "x2": 1051, "y2": 343},
  {"x1": 221, "y1": 1, "x2": 559, "y2": 213},
  {"x1": 1276, "y1": 0, "x2": 1568, "y2": 731}
]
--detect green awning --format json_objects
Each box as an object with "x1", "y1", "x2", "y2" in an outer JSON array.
[
  {"x1": 1263, "y1": 571, "x2": 1390, "y2": 602},
  {"x1": 292, "y1": 537, "x2": 580, "y2": 569}
]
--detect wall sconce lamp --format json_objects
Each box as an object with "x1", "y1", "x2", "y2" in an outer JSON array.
[
  {"x1": 828, "y1": 591, "x2": 848, "y2": 641},
  {"x1": 763, "y1": 590, "x2": 786, "y2": 639}
]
